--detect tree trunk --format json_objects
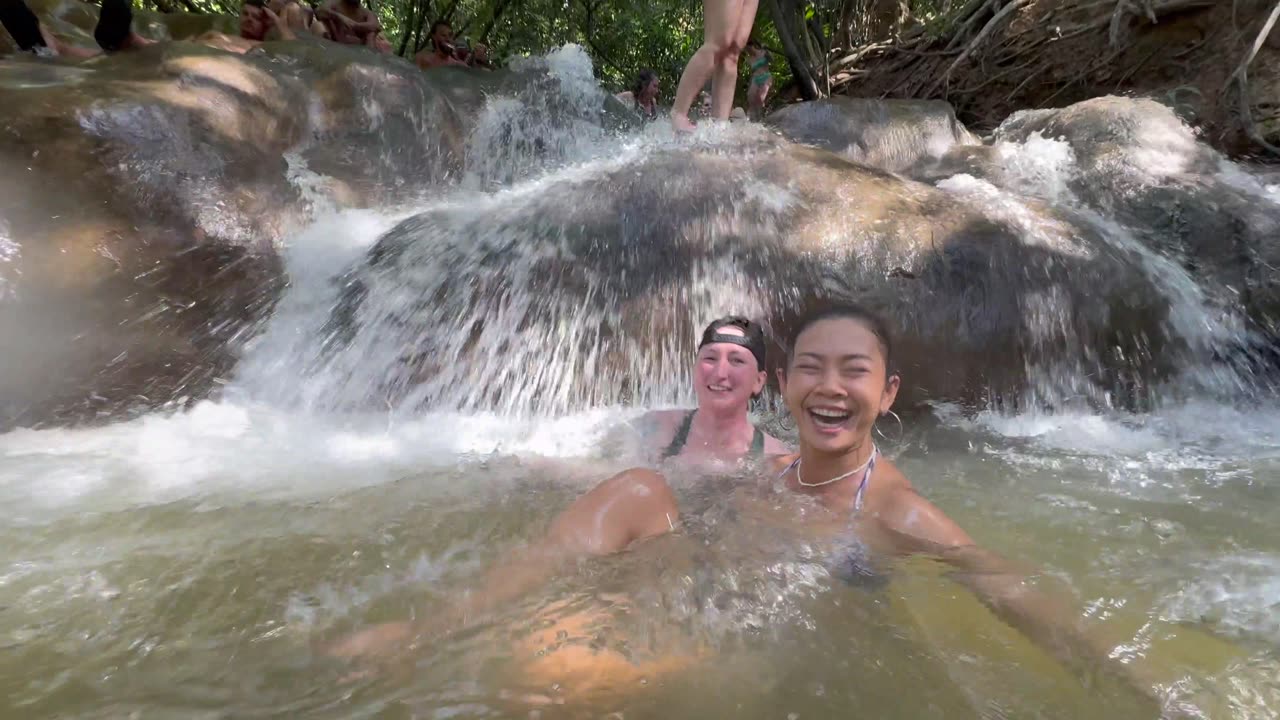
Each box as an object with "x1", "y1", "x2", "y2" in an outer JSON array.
[
  {"x1": 397, "y1": 0, "x2": 420, "y2": 56},
  {"x1": 479, "y1": 0, "x2": 516, "y2": 42},
  {"x1": 866, "y1": 0, "x2": 897, "y2": 38},
  {"x1": 765, "y1": 0, "x2": 821, "y2": 100}
]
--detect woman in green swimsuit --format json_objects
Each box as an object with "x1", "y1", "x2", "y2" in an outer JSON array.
[{"x1": 745, "y1": 41, "x2": 772, "y2": 121}]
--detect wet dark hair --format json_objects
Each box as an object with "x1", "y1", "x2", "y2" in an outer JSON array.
[
  {"x1": 786, "y1": 304, "x2": 894, "y2": 373},
  {"x1": 94, "y1": 0, "x2": 134, "y2": 53},
  {"x1": 698, "y1": 315, "x2": 767, "y2": 371},
  {"x1": 632, "y1": 69, "x2": 657, "y2": 97},
  {"x1": 430, "y1": 19, "x2": 451, "y2": 36}
]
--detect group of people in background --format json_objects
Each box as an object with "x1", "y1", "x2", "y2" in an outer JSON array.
[
  {"x1": 0, "y1": 0, "x2": 491, "y2": 70},
  {"x1": 0, "y1": 0, "x2": 152, "y2": 57},
  {"x1": 614, "y1": 39, "x2": 772, "y2": 125},
  {"x1": 412, "y1": 18, "x2": 489, "y2": 70},
  {"x1": 238, "y1": 0, "x2": 493, "y2": 68},
  {"x1": 3, "y1": 0, "x2": 771, "y2": 116},
  {"x1": 236, "y1": 0, "x2": 392, "y2": 53}
]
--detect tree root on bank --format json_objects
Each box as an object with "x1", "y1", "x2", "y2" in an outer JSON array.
[
  {"x1": 930, "y1": 0, "x2": 1032, "y2": 95},
  {"x1": 1228, "y1": 0, "x2": 1280, "y2": 156},
  {"x1": 822, "y1": 0, "x2": 1280, "y2": 153}
]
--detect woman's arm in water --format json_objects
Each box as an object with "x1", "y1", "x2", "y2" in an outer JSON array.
[
  {"x1": 875, "y1": 487, "x2": 1162, "y2": 705},
  {"x1": 325, "y1": 468, "x2": 678, "y2": 660}
]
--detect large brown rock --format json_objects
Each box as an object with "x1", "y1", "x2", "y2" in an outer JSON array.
[
  {"x1": 0, "y1": 38, "x2": 492, "y2": 428},
  {"x1": 315, "y1": 130, "x2": 1171, "y2": 414},
  {"x1": 766, "y1": 97, "x2": 979, "y2": 173},
  {"x1": 992, "y1": 96, "x2": 1280, "y2": 339}
]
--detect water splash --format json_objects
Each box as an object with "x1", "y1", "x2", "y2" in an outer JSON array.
[
  {"x1": 295, "y1": 167, "x2": 775, "y2": 416},
  {"x1": 0, "y1": 223, "x2": 17, "y2": 302},
  {"x1": 966, "y1": 132, "x2": 1263, "y2": 406},
  {"x1": 1162, "y1": 552, "x2": 1280, "y2": 645},
  {"x1": 462, "y1": 44, "x2": 616, "y2": 190}
]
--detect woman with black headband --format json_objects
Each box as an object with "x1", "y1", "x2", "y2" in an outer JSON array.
[
  {"x1": 631, "y1": 315, "x2": 787, "y2": 463},
  {"x1": 328, "y1": 315, "x2": 787, "y2": 661}
]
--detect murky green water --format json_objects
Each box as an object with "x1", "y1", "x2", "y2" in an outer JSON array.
[{"x1": 3, "y1": 401, "x2": 1277, "y2": 719}]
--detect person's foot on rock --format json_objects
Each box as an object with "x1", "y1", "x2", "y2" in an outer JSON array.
[{"x1": 670, "y1": 112, "x2": 696, "y2": 133}]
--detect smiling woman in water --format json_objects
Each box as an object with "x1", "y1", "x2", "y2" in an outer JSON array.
[
  {"x1": 325, "y1": 315, "x2": 787, "y2": 658},
  {"x1": 622, "y1": 315, "x2": 789, "y2": 463},
  {"x1": 327, "y1": 305, "x2": 1161, "y2": 709},
  {"x1": 772, "y1": 305, "x2": 1161, "y2": 703}
]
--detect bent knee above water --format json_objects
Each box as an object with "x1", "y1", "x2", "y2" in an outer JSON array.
[
  {"x1": 595, "y1": 468, "x2": 679, "y2": 541},
  {"x1": 616, "y1": 468, "x2": 679, "y2": 540},
  {"x1": 606, "y1": 468, "x2": 677, "y2": 512},
  {"x1": 550, "y1": 468, "x2": 678, "y2": 555}
]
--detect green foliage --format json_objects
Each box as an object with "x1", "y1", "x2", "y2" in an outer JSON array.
[{"x1": 129, "y1": 0, "x2": 950, "y2": 108}]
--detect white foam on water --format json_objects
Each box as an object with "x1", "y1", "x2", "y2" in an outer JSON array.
[
  {"x1": 992, "y1": 132, "x2": 1078, "y2": 204},
  {"x1": 953, "y1": 400, "x2": 1280, "y2": 463},
  {"x1": 232, "y1": 205, "x2": 409, "y2": 406},
  {"x1": 1161, "y1": 552, "x2": 1280, "y2": 645},
  {"x1": 0, "y1": 399, "x2": 630, "y2": 515},
  {"x1": 984, "y1": 131, "x2": 1248, "y2": 397},
  {"x1": 1125, "y1": 108, "x2": 1203, "y2": 181},
  {"x1": 462, "y1": 44, "x2": 619, "y2": 190},
  {"x1": 935, "y1": 172, "x2": 1093, "y2": 259},
  {"x1": 0, "y1": 221, "x2": 17, "y2": 302}
]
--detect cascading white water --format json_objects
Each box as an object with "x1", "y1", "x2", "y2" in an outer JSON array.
[
  {"x1": 460, "y1": 45, "x2": 618, "y2": 189},
  {"x1": 935, "y1": 132, "x2": 1261, "y2": 409}
]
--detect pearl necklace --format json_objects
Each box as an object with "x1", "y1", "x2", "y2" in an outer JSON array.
[{"x1": 796, "y1": 445, "x2": 877, "y2": 488}]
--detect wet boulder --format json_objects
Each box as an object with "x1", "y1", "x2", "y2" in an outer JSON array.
[
  {"x1": 315, "y1": 130, "x2": 1173, "y2": 414},
  {"x1": 766, "y1": 97, "x2": 979, "y2": 174},
  {"x1": 0, "y1": 39, "x2": 486, "y2": 429},
  {"x1": 905, "y1": 144, "x2": 1001, "y2": 185},
  {"x1": 993, "y1": 96, "x2": 1280, "y2": 339}
]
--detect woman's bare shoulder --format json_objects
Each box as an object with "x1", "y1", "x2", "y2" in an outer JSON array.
[
  {"x1": 641, "y1": 409, "x2": 687, "y2": 434},
  {"x1": 767, "y1": 452, "x2": 798, "y2": 474},
  {"x1": 873, "y1": 455, "x2": 914, "y2": 492}
]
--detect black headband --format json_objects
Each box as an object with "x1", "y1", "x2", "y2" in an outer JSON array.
[{"x1": 699, "y1": 332, "x2": 766, "y2": 370}]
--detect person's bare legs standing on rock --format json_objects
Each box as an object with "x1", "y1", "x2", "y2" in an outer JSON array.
[{"x1": 669, "y1": 0, "x2": 759, "y2": 132}]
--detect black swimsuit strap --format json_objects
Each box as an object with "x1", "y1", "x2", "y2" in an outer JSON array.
[
  {"x1": 662, "y1": 411, "x2": 697, "y2": 458},
  {"x1": 664, "y1": 410, "x2": 766, "y2": 459}
]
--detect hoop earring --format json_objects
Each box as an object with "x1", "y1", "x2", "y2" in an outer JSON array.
[{"x1": 874, "y1": 409, "x2": 904, "y2": 444}]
